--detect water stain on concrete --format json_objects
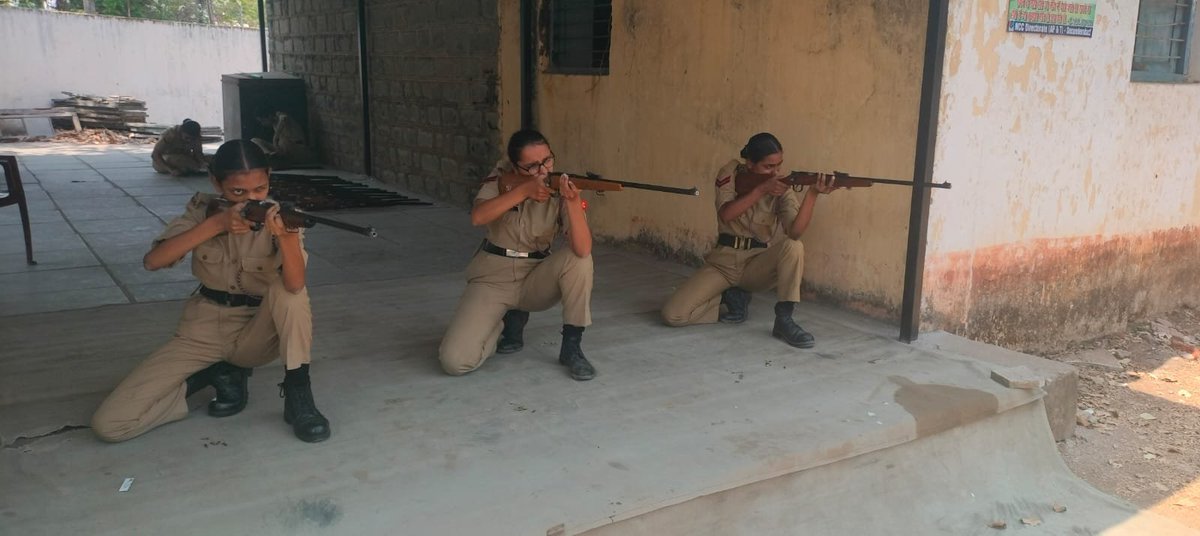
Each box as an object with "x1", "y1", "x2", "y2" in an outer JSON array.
[
  {"x1": 283, "y1": 498, "x2": 344, "y2": 529},
  {"x1": 890, "y1": 376, "x2": 999, "y2": 438},
  {"x1": 608, "y1": 461, "x2": 630, "y2": 471}
]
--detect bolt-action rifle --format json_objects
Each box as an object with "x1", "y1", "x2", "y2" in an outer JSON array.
[
  {"x1": 207, "y1": 198, "x2": 378, "y2": 238},
  {"x1": 498, "y1": 172, "x2": 700, "y2": 197},
  {"x1": 734, "y1": 170, "x2": 952, "y2": 196}
]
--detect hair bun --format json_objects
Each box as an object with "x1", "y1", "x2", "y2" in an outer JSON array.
[{"x1": 739, "y1": 146, "x2": 750, "y2": 159}]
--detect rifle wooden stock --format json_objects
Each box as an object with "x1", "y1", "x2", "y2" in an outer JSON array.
[
  {"x1": 734, "y1": 171, "x2": 952, "y2": 196},
  {"x1": 497, "y1": 172, "x2": 700, "y2": 197}
]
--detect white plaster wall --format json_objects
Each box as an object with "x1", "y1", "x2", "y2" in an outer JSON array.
[
  {"x1": 929, "y1": 0, "x2": 1200, "y2": 256},
  {"x1": 0, "y1": 8, "x2": 261, "y2": 127}
]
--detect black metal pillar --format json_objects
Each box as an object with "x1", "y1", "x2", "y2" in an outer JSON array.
[
  {"x1": 257, "y1": 0, "x2": 267, "y2": 72},
  {"x1": 899, "y1": 0, "x2": 952, "y2": 343},
  {"x1": 357, "y1": 0, "x2": 373, "y2": 175},
  {"x1": 520, "y1": 0, "x2": 535, "y2": 129}
]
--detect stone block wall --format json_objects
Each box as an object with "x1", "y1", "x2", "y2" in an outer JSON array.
[{"x1": 266, "y1": 0, "x2": 501, "y2": 206}]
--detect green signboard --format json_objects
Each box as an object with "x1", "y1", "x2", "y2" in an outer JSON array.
[{"x1": 1008, "y1": 0, "x2": 1097, "y2": 37}]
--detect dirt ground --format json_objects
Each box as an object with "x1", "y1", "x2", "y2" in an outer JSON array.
[{"x1": 1048, "y1": 307, "x2": 1200, "y2": 529}]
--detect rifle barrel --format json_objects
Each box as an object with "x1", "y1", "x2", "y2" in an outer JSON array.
[
  {"x1": 287, "y1": 209, "x2": 378, "y2": 238},
  {"x1": 854, "y1": 176, "x2": 952, "y2": 189},
  {"x1": 573, "y1": 174, "x2": 700, "y2": 196}
]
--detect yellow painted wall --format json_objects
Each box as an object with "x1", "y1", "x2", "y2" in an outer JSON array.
[
  {"x1": 924, "y1": 0, "x2": 1200, "y2": 349},
  {"x1": 498, "y1": 0, "x2": 929, "y2": 316}
]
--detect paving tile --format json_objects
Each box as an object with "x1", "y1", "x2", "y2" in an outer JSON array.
[
  {"x1": 78, "y1": 154, "x2": 144, "y2": 164},
  {"x1": 303, "y1": 252, "x2": 363, "y2": 287},
  {"x1": 61, "y1": 206, "x2": 155, "y2": 222},
  {"x1": 138, "y1": 195, "x2": 196, "y2": 220},
  {"x1": 0, "y1": 247, "x2": 99, "y2": 275},
  {"x1": 86, "y1": 161, "x2": 152, "y2": 170},
  {"x1": 34, "y1": 178, "x2": 108, "y2": 189},
  {"x1": 20, "y1": 188, "x2": 52, "y2": 201},
  {"x1": 0, "y1": 206, "x2": 66, "y2": 225},
  {"x1": 0, "y1": 266, "x2": 116, "y2": 295},
  {"x1": 51, "y1": 195, "x2": 139, "y2": 208},
  {"x1": 127, "y1": 281, "x2": 199, "y2": 303},
  {"x1": 81, "y1": 229, "x2": 160, "y2": 250},
  {"x1": 91, "y1": 243, "x2": 152, "y2": 265},
  {"x1": 45, "y1": 190, "x2": 131, "y2": 202},
  {"x1": 120, "y1": 184, "x2": 199, "y2": 197},
  {"x1": 0, "y1": 286, "x2": 128, "y2": 316},
  {"x1": 104, "y1": 171, "x2": 167, "y2": 183},
  {"x1": 20, "y1": 160, "x2": 90, "y2": 172},
  {"x1": 75, "y1": 215, "x2": 166, "y2": 234},
  {"x1": 108, "y1": 261, "x2": 195, "y2": 286},
  {"x1": 0, "y1": 221, "x2": 86, "y2": 254}
]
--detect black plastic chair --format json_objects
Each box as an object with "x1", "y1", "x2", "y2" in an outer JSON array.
[{"x1": 0, "y1": 155, "x2": 36, "y2": 265}]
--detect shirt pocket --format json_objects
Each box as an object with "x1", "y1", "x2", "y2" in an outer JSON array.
[
  {"x1": 240, "y1": 255, "x2": 279, "y2": 275},
  {"x1": 194, "y1": 244, "x2": 225, "y2": 265},
  {"x1": 192, "y1": 244, "x2": 226, "y2": 288},
  {"x1": 750, "y1": 204, "x2": 777, "y2": 229}
]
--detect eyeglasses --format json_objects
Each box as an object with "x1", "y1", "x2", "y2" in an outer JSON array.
[{"x1": 515, "y1": 154, "x2": 555, "y2": 174}]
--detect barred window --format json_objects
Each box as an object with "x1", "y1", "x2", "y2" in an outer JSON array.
[
  {"x1": 1132, "y1": 0, "x2": 1196, "y2": 82},
  {"x1": 548, "y1": 0, "x2": 612, "y2": 75}
]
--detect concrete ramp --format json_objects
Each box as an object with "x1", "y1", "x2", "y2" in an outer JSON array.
[
  {"x1": 3, "y1": 267, "x2": 1195, "y2": 535},
  {"x1": 584, "y1": 400, "x2": 1193, "y2": 535}
]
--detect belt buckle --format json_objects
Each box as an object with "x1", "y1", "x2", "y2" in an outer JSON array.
[
  {"x1": 506, "y1": 248, "x2": 529, "y2": 258},
  {"x1": 735, "y1": 236, "x2": 747, "y2": 250}
]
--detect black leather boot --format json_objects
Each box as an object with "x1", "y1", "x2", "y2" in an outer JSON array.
[
  {"x1": 772, "y1": 301, "x2": 815, "y2": 348},
  {"x1": 207, "y1": 361, "x2": 252, "y2": 417},
  {"x1": 279, "y1": 365, "x2": 331, "y2": 443},
  {"x1": 558, "y1": 325, "x2": 596, "y2": 381},
  {"x1": 719, "y1": 287, "x2": 752, "y2": 324},
  {"x1": 496, "y1": 310, "x2": 529, "y2": 354},
  {"x1": 185, "y1": 367, "x2": 211, "y2": 397}
]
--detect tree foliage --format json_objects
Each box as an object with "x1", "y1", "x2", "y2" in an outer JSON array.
[{"x1": 7, "y1": 0, "x2": 260, "y2": 27}]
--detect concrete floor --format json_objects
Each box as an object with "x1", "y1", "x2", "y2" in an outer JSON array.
[{"x1": 0, "y1": 143, "x2": 1194, "y2": 535}]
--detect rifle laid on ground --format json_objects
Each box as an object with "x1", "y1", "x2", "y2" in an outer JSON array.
[
  {"x1": 498, "y1": 172, "x2": 700, "y2": 197},
  {"x1": 734, "y1": 170, "x2": 952, "y2": 196},
  {"x1": 207, "y1": 198, "x2": 378, "y2": 238}
]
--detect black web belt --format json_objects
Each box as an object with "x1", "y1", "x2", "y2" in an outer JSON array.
[
  {"x1": 717, "y1": 233, "x2": 769, "y2": 250},
  {"x1": 199, "y1": 286, "x2": 263, "y2": 307},
  {"x1": 480, "y1": 239, "x2": 550, "y2": 260}
]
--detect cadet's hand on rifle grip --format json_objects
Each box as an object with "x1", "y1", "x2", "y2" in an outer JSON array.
[
  {"x1": 558, "y1": 174, "x2": 582, "y2": 204},
  {"x1": 264, "y1": 203, "x2": 299, "y2": 237},
  {"x1": 217, "y1": 201, "x2": 253, "y2": 235},
  {"x1": 521, "y1": 176, "x2": 553, "y2": 203},
  {"x1": 757, "y1": 174, "x2": 791, "y2": 197}
]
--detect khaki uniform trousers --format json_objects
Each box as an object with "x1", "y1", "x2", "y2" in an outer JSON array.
[
  {"x1": 439, "y1": 249, "x2": 593, "y2": 375},
  {"x1": 153, "y1": 153, "x2": 207, "y2": 175},
  {"x1": 662, "y1": 238, "x2": 804, "y2": 327},
  {"x1": 92, "y1": 278, "x2": 312, "y2": 442}
]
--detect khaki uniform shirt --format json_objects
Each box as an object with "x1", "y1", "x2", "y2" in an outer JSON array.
[
  {"x1": 476, "y1": 159, "x2": 574, "y2": 253},
  {"x1": 153, "y1": 126, "x2": 202, "y2": 160},
  {"x1": 154, "y1": 193, "x2": 305, "y2": 297},
  {"x1": 713, "y1": 159, "x2": 802, "y2": 244}
]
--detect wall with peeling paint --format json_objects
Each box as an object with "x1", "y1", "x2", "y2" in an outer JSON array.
[
  {"x1": 498, "y1": 0, "x2": 929, "y2": 317},
  {"x1": 925, "y1": 0, "x2": 1200, "y2": 351}
]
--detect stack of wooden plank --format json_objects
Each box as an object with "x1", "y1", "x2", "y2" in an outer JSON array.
[
  {"x1": 45, "y1": 92, "x2": 222, "y2": 142},
  {"x1": 125, "y1": 123, "x2": 223, "y2": 143},
  {"x1": 0, "y1": 107, "x2": 82, "y2": 133},
  {"x1": 51, "y1": 92, "x2": 149, "y2": 130}
]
